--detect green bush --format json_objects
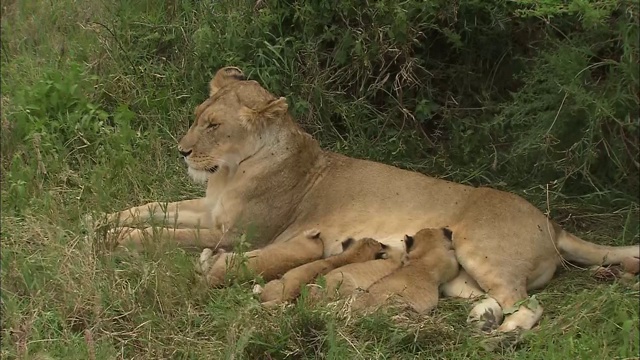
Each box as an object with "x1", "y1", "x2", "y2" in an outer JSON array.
[
  {"x1": 16, "y1": 0, "x2": 632, "y2": 205},
  {"x1": 109, "y1": 0, "x2": 637, "y2": 203}
]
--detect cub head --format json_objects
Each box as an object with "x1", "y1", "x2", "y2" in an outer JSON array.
[
  {"x1": 177, "y1": 66, "x2": 291, "y2": 183},
  {"x1": 338, "y1": 237, "x2": 386, "y2": 262},
  {"x1": 403, "y1": 227, "x2": 454, "y2": 259}
]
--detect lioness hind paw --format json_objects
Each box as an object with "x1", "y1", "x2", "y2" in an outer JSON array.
[
  {"x1": 467, "y1": 297, "x2": 504, "y2": 333},
  {"x1": 471, "y1": 308, "x2": 501, "y2": 333}
]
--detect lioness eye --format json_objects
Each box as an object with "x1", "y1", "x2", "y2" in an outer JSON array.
[{"x1": 207, "y1": 123, "x2": 220, "y2": 130}]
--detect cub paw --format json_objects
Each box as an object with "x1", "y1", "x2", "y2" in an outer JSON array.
[
  {"x1": 252, "y1": 284, "x2": 264, "y2": 295},
  {"x1": 196, "y1": 248, "x2": 229, "y2": 287},
  {"x1": 259, "y1": 279, "x2": 284, "y2": 303}
]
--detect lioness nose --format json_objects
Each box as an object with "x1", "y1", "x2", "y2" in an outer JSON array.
[{"x1": 178, "y1": 149, "x2": 192, "y2": 157}]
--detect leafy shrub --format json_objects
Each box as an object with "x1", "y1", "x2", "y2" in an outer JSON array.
[{"x1": 178, "y1": 0, "x2": 638, "y2": 201}]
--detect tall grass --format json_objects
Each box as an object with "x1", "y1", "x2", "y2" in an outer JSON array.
[{"x1": 1, "y1": 0, "x2": 638, "y2": 358}]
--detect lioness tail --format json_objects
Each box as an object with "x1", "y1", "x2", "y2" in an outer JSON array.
[{"x1": 555, "y1": 222, "x2": 639, "y2": 266}]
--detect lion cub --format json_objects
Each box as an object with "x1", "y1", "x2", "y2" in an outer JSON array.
[
  {"x1": 260, "y1": 236, "x2": 389, "y2": 306},
  {"x1": 353, "y1": 228, "x2": 459, "y2": 314},
  {"x1": 308, "y1": 240, "x2": 408, "y2": 301},
  {"x1": 201, "y1": 229, "x2": 324, "y2": 287}
]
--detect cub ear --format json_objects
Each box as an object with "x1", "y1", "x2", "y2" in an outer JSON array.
[
  {"x1": 304, "y1": 229, "x2": 321, "y2": 240},
  {"x1": 404, "y1": 235, "x2": 415, "y2": 253},
  {"x1": 238, "y1": 97, "x2": 289, "y2": 129},
  {"x1": 341, "y1": 237, "x2": 355, "y2": 251},
  {"x1": 209, "y1": 66, "x2": 246, "y2": 97},
  {"x1": 442, "y1": 228, "x2": 453, "y2": 241}
]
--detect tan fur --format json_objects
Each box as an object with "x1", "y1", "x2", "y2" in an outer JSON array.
[
  {"x1": 260, "y1": 237, "x2": 387, "y2": 305},
  {"x1": 352, "y1": 228, "x2": 459, "y2": 314},
  {"x1": 309, "y1": 244, "x2": 407, "y2": 301},
  {"x1": 199, "y1": 229, "x2": 324, "y2": 287},
  {"x1": 101, "y1": 66, "x2": 640, "y2": 332}
]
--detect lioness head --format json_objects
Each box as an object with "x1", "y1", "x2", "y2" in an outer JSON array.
[{"x1": 177, "y1": 66, "x2": 290, "y2": 183}]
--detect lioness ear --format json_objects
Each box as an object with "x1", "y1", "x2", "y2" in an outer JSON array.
[
  {"x1": 209, "y1": 66, "x2": 246, "y2": 97},
  {"x1": 258, "y1": 97, "x2": 288, "y2": 119},
  {"x1": 341, "y1": 237, "x2": 355, "y2": 251},
  {"x1": 238, "y1": 97, "x2": 289, "y2": 129},
  {"x1": 442, "y1": 228, "x2": 453, "y2": 241},
  {"x1": 404, "y1": 235, "x2": 415, "y2": 253}
]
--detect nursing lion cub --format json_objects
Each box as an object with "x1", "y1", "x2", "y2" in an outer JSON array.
[
  {"x1": 259, "y1": 235, "x2": 390, "y2": 306},
  {"x1": 307, "y1": 241, "x2": 408, "y2": 301},
  {"x1": 199, "y1": 229, "x2": 324, "y2": 286},
  {"x1": 352, "y1": 228, "x2": 459, "y2": 314},
  {"x1": 101, "y1": 66, "x2": 640, "y2": 334}
]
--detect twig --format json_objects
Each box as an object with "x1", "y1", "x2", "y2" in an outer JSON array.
[{"x1": 545, "y1": 92, "x2": 568, "y2": 135}]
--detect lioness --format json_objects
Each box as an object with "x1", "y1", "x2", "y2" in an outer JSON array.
[
  {"x1": 352, "y1": 228, "x2": 459, "y2": 314},
  {"x1": 101, "y1": 66, "x2": 640, "y2": 333},
  {"x1": 260, "y1": 236, "x2": 390, "y2": 306}
]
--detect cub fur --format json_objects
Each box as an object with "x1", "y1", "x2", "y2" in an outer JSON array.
[
  {"x1": 308, "y1": 241, "x2": 407, "y2": 301},
  {"x1": 260, "y1": 236, "x2": 389, "y2": 306},
  {"x1": 201, "y1": 229, "x2": 324, "y2": 287},
  {"x1": 353, "y1": 228, "x2": 459, "y2": 313}
]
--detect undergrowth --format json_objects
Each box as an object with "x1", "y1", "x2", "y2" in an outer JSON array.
[{"x1": 1, "y1": 0, "x2": 638, "y2": 359}]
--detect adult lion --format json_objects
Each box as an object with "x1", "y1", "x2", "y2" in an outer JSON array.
[{"x1": 102, "y1": 66, "x2": 639, "y2": 333}]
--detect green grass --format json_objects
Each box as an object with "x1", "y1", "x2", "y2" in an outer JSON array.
[{"x1": 1, "y1": 0, "x2": 638, "y2": 359}]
